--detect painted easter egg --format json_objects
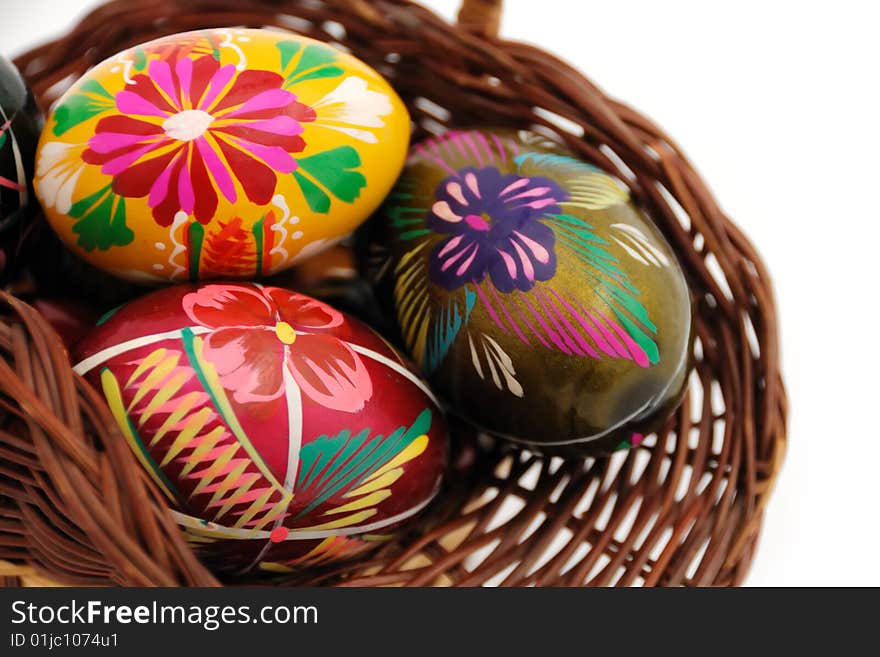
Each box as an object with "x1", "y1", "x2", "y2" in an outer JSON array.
[
  {"x1": 73, "y1": 283, "x2": 447, "y2": 573},
  {"x1": 0, "y1": 56, "x2": 42, "y2": 282},
  {"x1": 369, "y1": 129, "x2": 693, "y2": 455},
  {"x1": 35, "y1": 28, "x2": 410, "y2": 284}
]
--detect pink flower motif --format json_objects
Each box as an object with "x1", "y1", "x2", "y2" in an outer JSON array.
[
  {"x1": 82, "y1": 55, "x2": 316, "y2": 226},
  {"x1": 183, "y1": 284, "x2": 372, "y2": 413}
]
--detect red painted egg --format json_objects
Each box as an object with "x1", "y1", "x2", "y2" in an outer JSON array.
[{"x1": 73, "y1": 283, "x2": 447, "y2": 574}]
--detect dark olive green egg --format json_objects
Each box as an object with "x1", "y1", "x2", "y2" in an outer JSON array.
[{"x1": 366, "y1": 129, "x2": 693, "y2": 456}]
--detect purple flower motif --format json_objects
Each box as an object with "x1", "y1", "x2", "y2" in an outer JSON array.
[{"x1": 427, "y1": 166, "x2": 566, "y2": 292}]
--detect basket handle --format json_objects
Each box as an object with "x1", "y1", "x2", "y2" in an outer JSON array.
[{"x1": 457, "y1": 0, "x2": 503, "y2": 38}]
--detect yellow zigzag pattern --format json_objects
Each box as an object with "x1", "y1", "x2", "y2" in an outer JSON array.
[{"x1": 119, "y1": 347, "x2": 289, "y2": 531}]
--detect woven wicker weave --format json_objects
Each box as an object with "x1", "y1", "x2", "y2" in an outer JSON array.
[{"x1": 0, "y1": 0, "x2": 786, "y2": 587}]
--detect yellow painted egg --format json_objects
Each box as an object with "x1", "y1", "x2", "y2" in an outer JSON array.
[{"x1": 34, "y1": 28, "x2": 410, "y2": 283}]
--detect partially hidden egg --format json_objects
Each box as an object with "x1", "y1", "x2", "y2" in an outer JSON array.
[
  {"x1": 32, "y1": 297, "x2": 100, "y2": 348},
  {"x1": 74, "y1": 283, "x2": 447, "y2": 573},
  {"x1": 0, "y1": 55, "x2": 43, "y2": 282},
  {"x1": 35, "y1": 28, "x2": 410, "y2": 284},
  {"x1": 369, "y1": 129, "x2": 693, "y2": 455}
]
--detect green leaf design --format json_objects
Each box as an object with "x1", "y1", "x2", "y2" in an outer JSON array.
[
  {"x1": 293, "y1": 171, "x2": 331, "y2": 213},
  {"x1": 252, "y1": 215, "x2": 265, "y2": 277},
  {"x1": 95, "y1": 304, "x2": 122, "y2": 326},
  {"x1": 277, "y1": 40, "x2": 302, "y2": 70},
  {"x1": 133, "y1": 47, "x2": 147, "y2": 71},
  {"x1": 297, "y1": 43, "x2": 338, "y2": 72},
  {"x1": 294, "y1": 409, "x2": 433, "y2": 521},
  {"x1": 277, "y1": 40, "x2": 345, "y2": 88},
  {"x1": 68, "y1": 185, "x2": 134, "y2": 251},
  {"x1": 0, "y1": 109, "x2": 9, "y2": 149},
  {"x1": 387, "y1": 187, "x2": 431, "y2": 242},
  {"x1": 427, "y1": 288, "x2": 475, "y2": 372},
  {"x1": 52, "y1": 80, "x2": 114, "y2": 136},
  {"x1": 549, "y1": 213, "x2": 659, "y2": 364},
  {"x1": 294, "y1": 145, "x2": 367, "y2": 213},
  {"x1": 188, "y1": 221, "x2": 204, "y2": 282},
  {"x1": 293, "y1": 65, "x2": 345, "y2": 84}
]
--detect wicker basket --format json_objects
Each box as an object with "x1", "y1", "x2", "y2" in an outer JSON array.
[{"x1": 0, "y1": 0, "x2": 786, "y2": 587}]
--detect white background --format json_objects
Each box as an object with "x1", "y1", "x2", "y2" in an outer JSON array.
[{"x1": 2, "y1": 0, "x2": 878, "y2": 586}]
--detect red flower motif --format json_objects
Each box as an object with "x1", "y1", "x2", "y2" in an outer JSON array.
[
  {"x1": 183, "y1": 284, "x2": 372, "y2": 412},
  {"x1": 82, "y1": 55, "x2": 316, "y2": 226}
]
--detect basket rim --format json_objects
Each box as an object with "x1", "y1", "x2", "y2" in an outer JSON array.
[{"x1": 0, "y1": 0, "x2": 786, "y2": 588}]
